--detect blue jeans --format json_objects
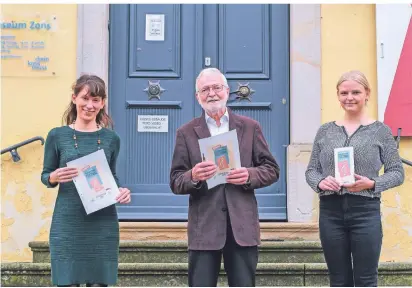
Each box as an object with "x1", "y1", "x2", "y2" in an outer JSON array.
[{"x1": 319, "y1": 194, "x2": 383, "y2": 287}]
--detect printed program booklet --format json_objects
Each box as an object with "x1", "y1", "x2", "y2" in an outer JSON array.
[
  {"x1": 67, "y1": 149, "x2": 119, "y2": 214},
  {"x1": 198, "y1": 129, "x2": 241, "y2": 189},
  {"x1": 334, "y1": 146, "x2": 355, "y2": 184}
]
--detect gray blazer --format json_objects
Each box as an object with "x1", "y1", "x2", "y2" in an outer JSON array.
[{"x1": 170, "y1": 108, "x2": 280, "y2": 250}]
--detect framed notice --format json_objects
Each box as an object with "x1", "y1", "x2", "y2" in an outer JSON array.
[
  {"x1": 145, "y1": 14, "x2": 165, "y2": 41},
  {"x1": 67, "y1": 149, "x2": 119, "y2": 215}
]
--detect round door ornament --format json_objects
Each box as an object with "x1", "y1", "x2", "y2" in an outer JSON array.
[
  {"x1": 143, "y1": 80, "x2": 166, "y2": 100},
  {"x1": 232, "y1": 82, "x2": 255, "y2": 101}
]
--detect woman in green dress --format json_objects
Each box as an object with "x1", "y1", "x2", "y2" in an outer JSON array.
[{"x1": 41, "y1": 74, "x2": 131, "y2": 287}]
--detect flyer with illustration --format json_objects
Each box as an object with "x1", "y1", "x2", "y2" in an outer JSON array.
[
  {"x1": 198, "y1": 129, "x2": 241, "y2": 189},
  {"x1": 334, "y1": 146, "x2": 355, "y2": 184},
  {"x1": 67, "y1": 149, "x2": 119, "y2": 214}
]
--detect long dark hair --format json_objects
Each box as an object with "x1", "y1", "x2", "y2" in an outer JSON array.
[{"x1": 62, "y1": 74, "x2": 114, "y2": 128}]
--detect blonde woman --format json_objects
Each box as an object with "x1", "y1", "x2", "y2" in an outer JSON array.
[{"x1": 305, "y1": 70, "x2": 404, "y2": 287}]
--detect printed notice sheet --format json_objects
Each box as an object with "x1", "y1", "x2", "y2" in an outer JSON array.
[
  {"x1": 198, "y1": 130, "x2": 241, "y2": 189},
  {"x1": 334, "y1": 147, "x2": 355, "y2": 184},
  {"x1": 67, "y1": 149, "x2": 119, "y2": 214}
]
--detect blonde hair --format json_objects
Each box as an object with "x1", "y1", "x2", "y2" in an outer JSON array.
[{"x1": 336, "y1": 70, "x2": 371, "y2": 93}]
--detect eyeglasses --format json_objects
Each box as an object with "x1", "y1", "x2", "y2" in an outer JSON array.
[{"x1": 198, "y1": 84, "x2": 225, "y2": 96}]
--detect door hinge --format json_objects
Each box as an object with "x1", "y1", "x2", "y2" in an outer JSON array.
[{"x1": 108, "y1": 20, "x2": 111, "y2": 31}]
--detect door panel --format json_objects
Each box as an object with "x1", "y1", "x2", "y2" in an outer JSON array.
[
  {"x1": 110, "y1": 4, "x2": 197, "y2": 220},
  {"x1": 201, "y1": 4, "x2": 289, "y2": 220},
  {"x1": 219, "y1": 5, "x2": 270, "y2": 79}
]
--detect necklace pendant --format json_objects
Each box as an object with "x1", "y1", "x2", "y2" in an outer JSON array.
[{"x1": 72, "y1": 120, "x2": 102, "y2": 151}]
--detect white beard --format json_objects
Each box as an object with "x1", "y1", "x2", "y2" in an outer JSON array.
[{"x1": 200, "y1": 99, "x2": 228, "y2": 115}]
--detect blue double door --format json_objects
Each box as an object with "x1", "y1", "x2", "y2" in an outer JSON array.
[{"x1": 109, "y1": 4, "x2": 289, "y2": 220}]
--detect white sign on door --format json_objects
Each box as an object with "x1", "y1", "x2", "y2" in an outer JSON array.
[
  {"x1": 145, "y1": 14, "x2": 165, "y2": 41},
  {"x1": 138, "y1": 115, "x2": 168, "y2": 132}
]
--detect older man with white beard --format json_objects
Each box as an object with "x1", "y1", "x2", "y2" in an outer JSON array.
[{"x1": 170, "y1": 68, "x2": 280, "y2": 287}]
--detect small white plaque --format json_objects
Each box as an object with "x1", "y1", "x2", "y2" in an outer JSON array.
[
  {"x1": 145, "y1": 14, "x2": 165, "y2": 41},
  {"x1": 138, "y1": 115, "x2": 168, "y2": 132}
]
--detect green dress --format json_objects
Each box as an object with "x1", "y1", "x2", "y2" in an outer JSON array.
[{"x1": 41, "y1": 126, "x2": 121, "y2": 286}]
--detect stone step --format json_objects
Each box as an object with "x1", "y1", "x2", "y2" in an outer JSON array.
[
  {"x1": 2, "y1": 262, "x2": 412, "y2": 287},
  {"x1": 29, "y1": 240, "x2": 325, "y2": 264},
  {"x1": 119, "y1": 222, "x2": 320, "y2": 242}
]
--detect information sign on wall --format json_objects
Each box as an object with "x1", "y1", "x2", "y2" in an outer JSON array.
[{"x1": 1, "y1": 12, "x2": 58, "y2": 77}]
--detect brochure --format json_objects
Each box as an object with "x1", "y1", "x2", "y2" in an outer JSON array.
[
  {"x1": 198, "y1": 129, "x2": 241, "y2": 189},
  {"x1": 334, "y1": 146, "x2": 355, "y2": 184},
  {"x1": 67, "y1": 149, "x2": 119, "y2": 214}
]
